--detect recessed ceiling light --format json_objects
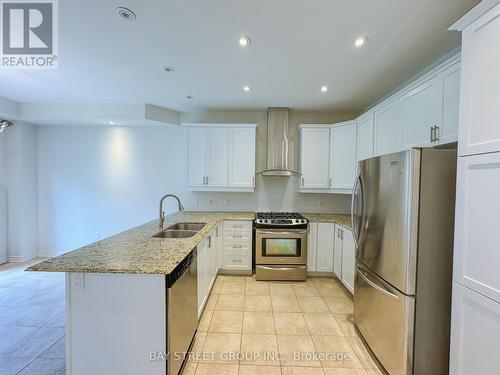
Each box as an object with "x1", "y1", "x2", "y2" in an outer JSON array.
[
  {"x1": 238, "y1": 36, "x2": 251, "y2": 47},
  {"x1": 186, "y1": 96, "x2": 194, "y2": 100},
  {"x1": 243, "y1": 85, "x2": 251, "y2": 92},
  {"x1": 354, "y1": 36, "x2": 368, "y2": 47},
  {"x1": 321, "y1": 86, "x2": 328, "y2": 93},
  {"x1": 117, "y1": 7, "x2": 136, "y2": 22},
  {"x1": 109, "y1": 121, "x2": 115, "y2": 125},
  {"x1": 163, "y1": 66, "x2": 175, "y2": 72}
]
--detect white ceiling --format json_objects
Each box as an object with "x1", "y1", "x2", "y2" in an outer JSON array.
[{"x1": 0, "y1": 0, "x2": 480, "y2": 113}]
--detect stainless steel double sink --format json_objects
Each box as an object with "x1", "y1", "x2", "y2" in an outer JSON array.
[{"x1": 153, "y1": 222, "x2": 206, "y2": 239}]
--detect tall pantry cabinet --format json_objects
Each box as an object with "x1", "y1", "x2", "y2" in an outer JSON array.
[{"x1": 449, "y1": 3, "x2": 500, "y2": 374}]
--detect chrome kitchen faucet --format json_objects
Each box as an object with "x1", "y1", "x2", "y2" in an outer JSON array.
[{"x1": 159, "y1": 194, "x2": 184, "y2": 230}]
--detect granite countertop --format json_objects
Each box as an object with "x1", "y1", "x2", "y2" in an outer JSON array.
[
  {"x1": 27, "y1": 211, "x2": 254, "y2": 275},
  {"x1": 303, "y1": 213, "x2": 352, "y2": 229}
]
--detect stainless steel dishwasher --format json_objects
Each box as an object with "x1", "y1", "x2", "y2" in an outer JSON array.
[{"x1": 167, "y1": 249, "x2": 197, "y2": 375}]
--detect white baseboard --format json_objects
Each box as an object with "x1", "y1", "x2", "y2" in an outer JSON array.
[{"x1": 38, "y1": 250, "x2": 63, "y2": 258}]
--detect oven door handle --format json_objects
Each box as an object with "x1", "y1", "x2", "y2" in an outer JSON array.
[
  {"x1": 256, "y1": 230, "x2": 307, "y2": 236},
  {"x1": 258, "y1": 265, "x2": 306, "y2": 271}
]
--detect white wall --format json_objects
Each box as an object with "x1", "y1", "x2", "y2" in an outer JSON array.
[
  {"x1": 37, "y1": 125, "x2": 185, "y2": 256},
  {"x1": 4, "y1": 122, "x2": 38, "y2": 262},
  {"x1": 0, "y1": 132, "x2": 7, "y2": 264}
]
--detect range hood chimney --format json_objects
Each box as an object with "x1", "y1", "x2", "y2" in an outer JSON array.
[{"x1": 261, "y1": 107, "x2": 299, "y2": 176}]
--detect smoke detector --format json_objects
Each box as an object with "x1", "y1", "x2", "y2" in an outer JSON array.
[
  {"x1": 0, "y1": 119, "x2": 14, "y2": 134},
  {"x1": 117, "y1": 7, "x2": 136, "y2": 22}
]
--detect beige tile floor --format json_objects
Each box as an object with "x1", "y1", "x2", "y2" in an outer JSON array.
[{"x1": 183, "y1": 275, "x2": 384, "y2": 375}]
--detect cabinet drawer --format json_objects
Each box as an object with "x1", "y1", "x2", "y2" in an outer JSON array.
[
  {"x1": 223, "y1": 221, "x2": 252, "y2": 232},
  {"x1": 223, "y1": 240, "x2": 251, "y2": 252},
  {"x1": 223, "y1": 231, "x2": 252, "y2": 241},
  {"x1": 223, "y1": 252, "x2": 251, "y2": 269}
]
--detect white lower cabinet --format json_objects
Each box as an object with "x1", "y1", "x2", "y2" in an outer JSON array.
[
  {"x1": 197, "y1": 228, "x2": 219, "y2": 318},
  {"x1": 333, "y1": 226, "x2": 343, "y2": 278},
  {"x1": 450, "y1": 282, "x2": 500, "y2": 375},
  {"x1": 197, "y1": 235, "x2": 209, "y2": 317},
  {"x1": 307, "y1": 223, "x2": 318, "y2": 272},
  {"x1": 333, "y1": 225, "x2": 355, "y2": 294},
  {"x1": 316, "y1": 223, "x2": 335, "y2": 273},
  {"x1": 340, "y1": 227, "x2": 355, "y2": 294},
  {"x1": 307, "y1": 222, "x2": 355, "y2": 294},
  {"x1": 222, "y1": 221, "x2": 252, "y2": 272}
]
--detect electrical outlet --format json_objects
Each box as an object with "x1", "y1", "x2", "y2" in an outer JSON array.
[{"x1": 71, "y1": 273, "x2": 84, "y2": 289}]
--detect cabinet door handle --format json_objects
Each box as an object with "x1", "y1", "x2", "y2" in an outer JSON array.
[
  {"x1": 430, "y1": 126, "x2": 434, "y2": 142},
  {"x1": 302, "y1": 177, "x2": 305, "y2": 187},
  {"x1": 434, "y1": 126, "x2": 440, "y2": 142},
  {"x1": 329, "y1": 178, "x2": 332, "y2": 187},
  {"x1": 252, "y1": 177, "x2": 255, "y2": 186},
  {"x1": 206, "y1": 176, "x2": 208, "y2": 185},
  {"x1": 208, "y1": 236, "x2": 212, "y2": 248}
]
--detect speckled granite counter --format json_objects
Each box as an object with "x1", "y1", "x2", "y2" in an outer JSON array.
[
  {"x1": 302, "y1": 213, "x2": 352, "y2": 229},
  {"x1": 27, "y1": 211, "x2": 254, "y2": 275}
]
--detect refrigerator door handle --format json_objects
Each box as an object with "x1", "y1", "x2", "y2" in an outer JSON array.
[
  {"x1": 351, "y1": 171, "x2": 365, "y2": 248},
  {"x1": 357, "y1": 266, "x2": 399, "y2": 301}
]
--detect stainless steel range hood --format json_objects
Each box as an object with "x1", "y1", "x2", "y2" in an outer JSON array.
[{"x1": 260, "y1": 108, "x2": 299, "y2": 176}]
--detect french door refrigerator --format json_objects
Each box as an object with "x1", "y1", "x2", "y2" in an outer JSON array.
[{"x1": 351, "y1": 148, "x2": 457, "y2": 375}]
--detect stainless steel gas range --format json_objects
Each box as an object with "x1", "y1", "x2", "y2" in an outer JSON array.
[{"x1": 254, "y1": 212, "x2": 309, "y2": 281}]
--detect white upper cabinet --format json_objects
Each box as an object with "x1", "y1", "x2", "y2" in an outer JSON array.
[
  {"x1": 300, "y1": 127, "x2": 330, "y2": 190},
  {"x1": 458, "y1": 5, "x2": 500, "y2": 156},
  {"x1": 330, "y1": 122, "x2": 357, "y2": 192},
  {"x1": 300, "y1": 123, "x2": 357, "y2": 194},
  {"x1": 400, "y1": 77, "x2": 441, "y2": 148},
  {"x1": 228, "y1": 128, "x2": 256, "y2": 188},
  {"x1": 207, "y1": 128, "x2": 229, "y2": 187},
  {"x1": 374, "y1": 101, "x2": 401, "y2": 156},
  {"x1": 440, "y1": 63, "x2": 461, "y2": 144},
  {"x1": 185, "y1": 124, "x2": 257, "y2": 192},
  {"x1": 186, "y1": 127, "x2": 207, "y2": 187},
  {"x1": 356, "y1": 114, "x2": 374, "y2": 162}
]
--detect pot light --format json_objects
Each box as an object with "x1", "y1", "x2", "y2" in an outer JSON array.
[
  {"x1": 243, "y1": 85, "x2": 251, "y2": 92},
  {"x1": 163, "y1": 66, "x2": 175, "y2": 72},
  {"x1": 117, "y1": 7, "x2": 136, "y2": 22},
  {"x1": 186, "y1": 96, "x2": 194, "y2": 100},
  {"x1": 355, "y1": 36, "x2": 368, "y2": 47},
  {"x1": 321, "y1": 86, "x2": 328, "y2": 93},
  {"x1": 109, "y1": 121, "x2": 115, "y2": 125},
  {"x1": 238, "y1": 36, "x2": 251, "y2": 47}
]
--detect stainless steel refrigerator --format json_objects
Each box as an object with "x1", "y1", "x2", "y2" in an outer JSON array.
[{"x1": 351, "y1": 148, "x2": 457, "y2": 375}]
